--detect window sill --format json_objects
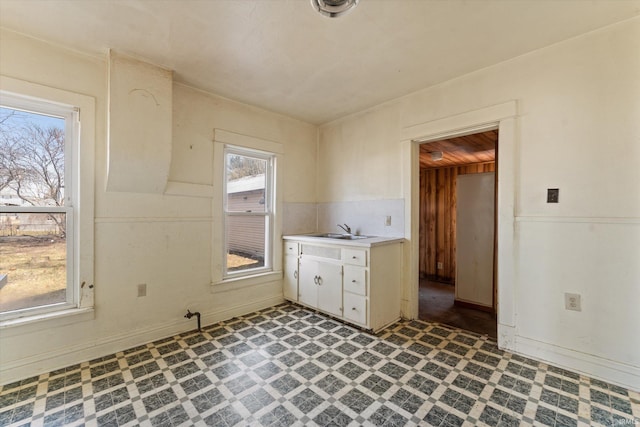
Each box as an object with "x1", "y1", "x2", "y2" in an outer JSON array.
[
  {"x1": 211, "y1": 270, "x2": 283, "y2": 293},
  {"x1": 0, "y1": 307, "x2": 94, "y2": 337}
]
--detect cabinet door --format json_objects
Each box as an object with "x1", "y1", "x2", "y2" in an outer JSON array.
[
  {"x1": 298, "y1": 258, "x2": 318, "y2": 307},
  {"x1": 283, "y1": 255, "x2": 298, "y2": 301},
  {"x1": 316, "y1": 261, "x2": 343, "y2": 318}
]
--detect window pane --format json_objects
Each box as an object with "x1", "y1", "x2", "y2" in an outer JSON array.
[
  {"x1": 0, "y1": 107, "x2": 65, "y2": 208},
  {"x1": 226, "y1": 153, "x2": 266, "y2": 213},
  {"x1": 226, "y1": 215, "x2": 266, "y2": 272},
  {"x1": 0, "y1": 213, "x2": 67, "y2": 313}
]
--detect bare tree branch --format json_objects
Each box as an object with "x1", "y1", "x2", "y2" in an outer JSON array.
[{"x1": 0, "y1": 110, "x2": 66, "y2": 236}]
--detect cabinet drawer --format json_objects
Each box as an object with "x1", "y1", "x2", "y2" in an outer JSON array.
[
  {"x1": 343, "y1": 249, "x2": 367, "y2": 266},
  {"x1": 284, "y1": 242, "x2": 299, "y2": 256},
  {"x1": 343, "y1": 266, "x2": 367, "y2": 296},
  {"x1": 343, "y1": 293, "x2": 367, "y2": 326}
]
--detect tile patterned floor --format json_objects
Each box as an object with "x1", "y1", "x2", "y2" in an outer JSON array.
[{"x1": 1, "y1": 303, "x2": 638, "y2": 427}]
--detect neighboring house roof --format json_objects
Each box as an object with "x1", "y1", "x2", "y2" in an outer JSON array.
[
  {"x1": 227, "y1": 174, "x2": 265, "y2": 194},
  {"x1": 0, "y1": 190, "x2": 24, "y2": 207}
]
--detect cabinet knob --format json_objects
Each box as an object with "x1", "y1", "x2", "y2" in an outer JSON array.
[
  {"x1": 352, "y1": 307, "x2": 357, "y2": 310},
  {"x1": 352, "y1": 256, "x2": 357, "y2": 259},
  {"x1": 352, "y1": 279, "x2": 356, "y2": 283}
]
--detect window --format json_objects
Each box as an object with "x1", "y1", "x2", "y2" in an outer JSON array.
[
  {"x1": 223, "y1": 146, "x2": 274, "y2": 277},
  {"x1": 211, "y1": 129, "x2": 283, "y2": 287},
  {"x1": 0, "y1": 82, "x2": 94, "y2": 322}
]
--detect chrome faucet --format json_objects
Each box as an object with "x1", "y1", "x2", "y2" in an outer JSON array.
[{"x1": 337, "y1": 224, "x2": 351, "y2": 234}]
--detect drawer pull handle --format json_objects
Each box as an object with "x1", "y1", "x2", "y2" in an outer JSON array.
[
  {"x1": 294, "y1": 271, "x2": 298, "y2": 279},
  {"x1": 352, "y1": 280, "x2": 356, "y2": 283},
  {"x1": 352, "y1": 256, "x2": 357, "y2": 259},
  {"x1": 352, "y1": 307, "x2": 357, "y2": 310}
]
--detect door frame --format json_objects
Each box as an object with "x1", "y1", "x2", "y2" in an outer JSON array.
[{"x1": 400, "y1": 101, "x2": 518, "y2": 349}]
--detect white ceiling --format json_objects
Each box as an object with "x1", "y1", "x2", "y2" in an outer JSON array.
[{"x1": 1, "y1": 0, "x2": 639, "y2": 124}]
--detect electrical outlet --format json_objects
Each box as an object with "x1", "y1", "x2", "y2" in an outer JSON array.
[
  {"x1": 137, "y1": 283, "x2": 147, "y2": 297},
  {"x1": 437, "y1": 262, "x2": 443, "y2": 270},
  {"x1": 564, "y1": 293, "x2": 581, "y2": 311},
  {"x1": 385, "y1": 215, "x2": 392, "y2": 226}
]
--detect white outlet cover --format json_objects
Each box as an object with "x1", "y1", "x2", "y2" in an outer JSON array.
[{"x1": 564, "y1": 292, "x2": 581, "y2": 311}]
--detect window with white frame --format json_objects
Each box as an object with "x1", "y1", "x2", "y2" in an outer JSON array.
[
  {"x1": 0, "y1": 87, "x2": 92, "y2": 321},
  {"x1": 223, "y1": 145, "x2": 275, "y2": 277}
]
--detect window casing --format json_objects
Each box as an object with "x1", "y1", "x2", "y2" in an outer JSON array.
[
  {"x1": 0, "y1": 79, "x2": 94, "y2": 323},
  {"x1": 211, "y1": 129, "x2": 283, "y2": 288},
  {"x1": 223, "y1": 146, "x2": 275, "y2": 278}
]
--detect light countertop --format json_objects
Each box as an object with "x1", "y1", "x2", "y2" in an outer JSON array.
[{"x1": 283, "y1": 233, "x2": 404, "y2": 248}]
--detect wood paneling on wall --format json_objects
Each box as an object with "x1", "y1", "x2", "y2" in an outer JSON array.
[{"x1": 419, "y1": 162, "x2": 495, "y2": 282}]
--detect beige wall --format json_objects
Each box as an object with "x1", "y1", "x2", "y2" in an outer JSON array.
[
  {"x1": 318, "y1": 106, "x2": 403, "y2": 202},
  {"x1": 0, "y1": 29, "x2": 317, "y2": 383},
  {"x1": 318, "y1": 18, "x2": 640, "y2": 390}
]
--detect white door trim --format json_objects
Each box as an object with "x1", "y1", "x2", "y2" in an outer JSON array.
[{"x1": 401, "y1": 100, "x2": 518, "y2": 350}]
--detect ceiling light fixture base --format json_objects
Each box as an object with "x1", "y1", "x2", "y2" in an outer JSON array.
[{"x1": 311, "y1": 0, "x2": 359, "y2": 18}]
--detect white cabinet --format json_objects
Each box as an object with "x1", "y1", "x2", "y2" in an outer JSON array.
[
  {"x1": 298, "y1": 257, "x2": 317, "y2": 306},
  {"x1": 283, "y1": 237, "x2": 402, "y2": 332},
  {"x1": 316, "y1": 262, "x2": 343, "y2": 318},
  {"x1": 343, "y1": 265, "x2": 367, "y2": 296},
  {"x1": 343, "y1": 248, "x2": 367, "y2": 266},
  {"x1": 283, "y1": 242, "x2": 299, "y2": 301},
  {"x1": 283, "y1": 257, "x2": 298, "y2": 301},
  {"x1": 298, "y1": 258, "x2": 343, "y2": 317},
  {"x1": 343, "y1": 292, "x2": 367, "y2": 325},
  {"x1": 341, "y1": 250, "x2": 368, "y2": 327}
]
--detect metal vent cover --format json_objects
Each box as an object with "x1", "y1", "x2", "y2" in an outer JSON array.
[{"x1": 311, "y1": 0, "x2": 359, "y2": 18}]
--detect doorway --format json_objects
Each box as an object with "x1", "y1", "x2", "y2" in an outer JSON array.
[{"x1": 418, "y1": 130, "x2": 498, "y2": 338}]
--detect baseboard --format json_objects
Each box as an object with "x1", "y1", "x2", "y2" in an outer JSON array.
[
  {"x1": 0, "y1": 295, "x2": 283, "y2": 386},
  {"x1": 497, "y1": 323, "x2": 516, "y2": 351},
  {"x1": 512, "y1": 335, "x2": 640, "y2": 392}
]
